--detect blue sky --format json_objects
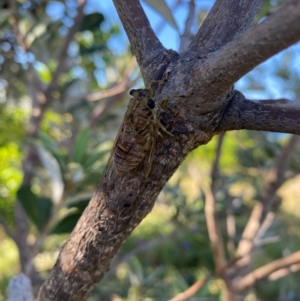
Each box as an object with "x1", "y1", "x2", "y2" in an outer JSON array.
[
  {"x1": 46, "y1": 0, "x2": 214, "y2": 52},
  {"x1": 94, "y1": 0, "x2": 300, "y2": 101},
  {"x1": 45, "y1": 0, "x2": 300, "y2": 101}
]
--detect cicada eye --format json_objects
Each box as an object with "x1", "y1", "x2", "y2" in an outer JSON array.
[
  {"x1": 147, "y1": 98, "x2": 155, "y2": 109},
  {"x1": 129, "y1": 89, "x2": 136, "y2": 95}
]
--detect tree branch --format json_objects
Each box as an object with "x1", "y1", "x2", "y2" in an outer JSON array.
[
  {"x1": 205, "y1": 189, "x2": 226, "y2": 272},
  {"x1": 87, "y1": 59, "x2": 138, "y2": 127},
  {"x1": 9, "y1": 0, "x2": 30, "y2": 51},
  {"x1": 188, "y1": 0, "x2": 264, "y2": 54},
  {"x1": 205, "y1": 133, "x2": 226, "y2": 272},
  {"x1": 112, "y1": 0, "x2": 169, "y2": 84},
  {"x1": 168, "y1": 276, "x2": 209, "y2": 301},
  {"x1": 211, "y1": 132, "x2": 224, "y2": 190},
  {"x1": 268, "y1": 263, "x2": 300, "y2": 281},
  {"x1": 216, "y1": 91, "x2": 300, "y2": 134},
  {"x1": 179, "y1": 0, "x2": 195, "y2": 53},
  {"x1": 226, "y1": 207, "x2": 236, "y2": 258},
  {"x1": 235, "y1": 135, "x2": 298, "y2": 276},
  {"x1": 193, "y1": 0, "x2": 300, "y2": 101},
  {"x1": 36, "y1": 111, "x2": 213, "y2": 300},
  {"x1": 233, "y1": 251, "x2": 300, "y2": 292}
]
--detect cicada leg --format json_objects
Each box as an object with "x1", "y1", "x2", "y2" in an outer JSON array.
[
  {"x1": 157, "y1": 119, "x2": 173, "y2": 137},
  {"x1": 149, "y1": 79, "x2": 166, "y2": 98},
  {"x1": 145, "y1": 128, "x2": 157, "y2": 179}
]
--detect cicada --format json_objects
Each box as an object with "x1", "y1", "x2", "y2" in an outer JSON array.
[{"x1": 111, "y1": 88, "x2": 172, "y2": 178}]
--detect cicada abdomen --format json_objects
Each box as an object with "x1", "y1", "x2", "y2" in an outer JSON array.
[{"x1": 113, "y1": 88, "x2": 171, "y2": 178}]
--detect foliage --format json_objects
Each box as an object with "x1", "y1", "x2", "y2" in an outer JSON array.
[{"x1": 0, "y1": 1, "x2": 300, "y2": 301}]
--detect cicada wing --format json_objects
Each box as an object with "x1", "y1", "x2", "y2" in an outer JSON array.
[
  {"x1": 101, "y1": 117, "x2": 125, "y2": 180},
  {"x1": 144, "y1": 125, "x2": 157, "y2": 179},
  {"x1": 101, "y1": 92, "x2": 141, "y2": 178}
]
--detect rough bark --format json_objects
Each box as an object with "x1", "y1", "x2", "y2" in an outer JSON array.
[
  {"x1": 188, "y1": 0, "x2": 264, "y2": 54},
  {"x1": 36, "y1": 0, "x2": 300, "y2": 300},
  {"x1": 112, "y1": 0, "x2": 166, "y2": 85},
  {"x1": 216, "y1": 91, "x2": 300, "y2": 134}
]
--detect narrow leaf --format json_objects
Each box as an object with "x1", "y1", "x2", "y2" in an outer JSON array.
[
  {"x1": 36, "y1": 196, "x2": 53, "y2": 231},
  {"x1": 37, "y1": 145, "x2": 64, "y2": 204},
  {"x1": 39, "y1": 131, "x2": 59, "y2": 156},
  {"x1": 143, "y1": 0, "x2": 178, "y2": 30},
  {"x1": 17, "y1": 186, "x2": 39, "y2": 228},
  {"x1": 66, "y1": 193, "x2": 92, "y2": 211},
  {"x1": 83, "y1": 149, "x2": 108, "y2": 169},
  {"x1": 80, "y1": 12, "x2": 105, "y2": 32},
  {"x1": 72, "y1": 127, "x2": 89, "y2": 164},
  {"x1": 51, "y1": 210, "x2": 82, "y2": 234},
  {"x1": 39, "y1": 131, "x2": 67, "y2": 173},
  {"x1": 17, "y1": 186, "x2": 53, "y2": 232}
]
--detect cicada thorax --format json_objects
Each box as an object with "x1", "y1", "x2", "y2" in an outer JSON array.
[{"x1": 113, "y1": 89, "x2": 158, "y2": 176}]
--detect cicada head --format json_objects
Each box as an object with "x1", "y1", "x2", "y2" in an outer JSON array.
[
  {"x1": 129, "y1": 89, "x2": 139, "y2": 97},
  {"x1": 147, "y1": 98, "x2": 155, "y2": 109}
]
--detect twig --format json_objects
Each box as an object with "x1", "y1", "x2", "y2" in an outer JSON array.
[
  {"x1": 169, "y1": 248, "x2": 300, "y2": 299},
  {"x1": 268, "y1": 263, "x2": 300, "y2": 281},
  {"x1": 205, "y1": 133, "x2": 226, "y2": 271},
  {"x1": 86, "y1": 58, "x2": 138, "y2": 102},
  {"x1": 254, "y1": 212, "x2": 275, "y2": 243},
  {"x1": 233, "y1": 251, "x2": 300, "y2": 292},
  {"x1": 179, "y1": 0, "x2": 195, "y2": 53},
  {"x1": 237, "y1": 135, "x2": 299, "y2": 258},
  {"x1": 168, "y1": 255, "x2": 246, "y2": 301},
  {"x1": 211, "y1": 132, "x2": 225, "y2": 191},
  {"x1": 255, "y1": 236, "x2": 280, "y2": 247},
  {"x1": 168, "y1": 276, "x2": 210, "y2": 301},
  {"x1": 226, "y1": 208, "x2": 236, "y2": 258},
  {"x1": 9, "y1": 0, "x2": 29, "y2": 51},
  {"x1": 86, "y1": 79, "x2": 132, "y2": 102},
  {"x1": 87, "y1": 77, "x2": 138, "y2": 128}
]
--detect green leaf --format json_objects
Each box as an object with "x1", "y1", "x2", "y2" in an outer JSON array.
[
  {"x1": 37, "y1": 146, "x2": 64, "y2": 204},
  {"x1": 37, "y1": 196, "x2": 53, "y2": 230},
  {"x1": 39, "y1": 131, "x2": 67, "y2": 173},
  {"x1": 143, "y1": 0, "x2": 178, "y2": 30},
  {"x1": 79, "y1": 44, "x2": 106, "y2": 55},
  {"x1": 33, "y1": 61, "x2": 52, "y2": 83},
  {"x1": 72, "y1": 127, "x2": 89, "y2": 164},
  {"x1": 17, "y1": 186, "x2": 52, "y2": 232},
  {"x1": 83, "y1": 149, "x2": 108, "y2": 169},
  {"x1": 80, "y1": 12, "x2": 105, "y2": 32},
  {"x1": 24, "y1": 22, "x2": 48, "y2": 48},
  {"x1": 67, "y1": 196, "x2": 90, "y2": 211},
  {"x1": 51, "y1": 210, "x2": 82, "y2": 234},
  {"x1": 39, "y1": 131, "x2": 59, "y2": 156}
]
